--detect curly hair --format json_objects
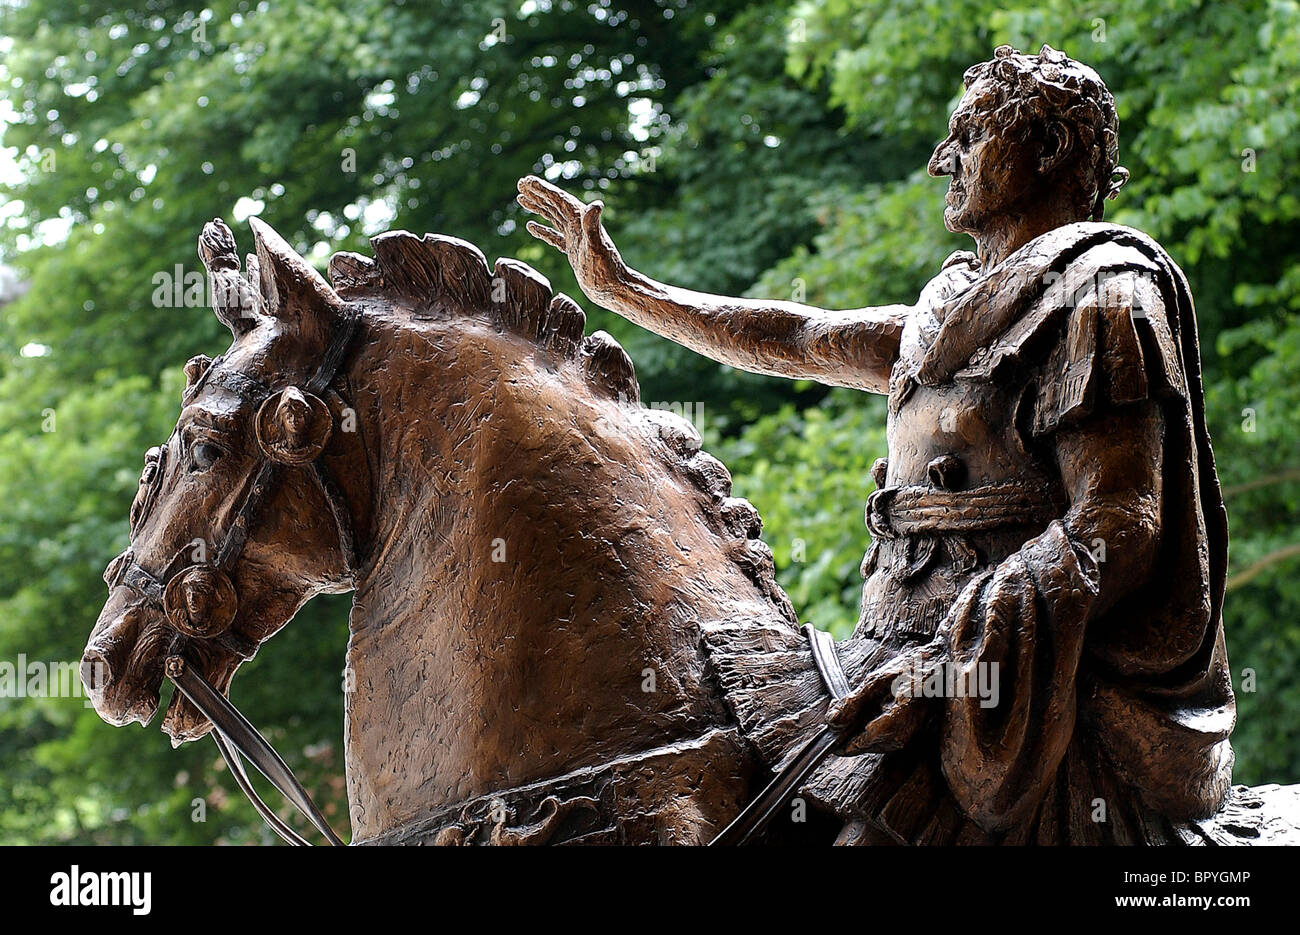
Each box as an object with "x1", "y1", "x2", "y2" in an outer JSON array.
[{"x1": 963, "y1": 44, "x2": 1128, "y2": 221}]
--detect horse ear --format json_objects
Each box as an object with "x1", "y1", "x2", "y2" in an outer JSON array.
[
  {"x1": 248, "y1": 216, "x2": 344, "y2": 325},
  {"x1": 255, "y1": 386, "x2": 332, "y2": 464},
  {"x1": 183, "y1": 354, "x2": 212, "y2": 391},
  {"x1": 198, "y1": 218, "x2": 264, "y2": 335}
]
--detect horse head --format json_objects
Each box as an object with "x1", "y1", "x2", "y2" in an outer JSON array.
[{"x1": 82, "y1": 216, "x2": 364, "y2": 744}]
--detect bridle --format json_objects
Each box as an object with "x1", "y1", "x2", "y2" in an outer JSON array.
[{"x1": 106, "y1": 306, "x2": 360, "y2": 846}]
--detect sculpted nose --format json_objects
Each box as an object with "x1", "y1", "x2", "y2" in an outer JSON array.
[
  {"x1": 81, "y1": 646, "x2": 111, "y2": 692},
  {"x1": 928, "y1": 140, "x2": 956, "y2": 178},
  {"x1": 82, "y1": 596, "x2": 134, "y2": 702}
]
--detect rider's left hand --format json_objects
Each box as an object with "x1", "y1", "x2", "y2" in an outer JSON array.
[{"x1": 827, "y1": 646, "x2": 939, "y2": 754}]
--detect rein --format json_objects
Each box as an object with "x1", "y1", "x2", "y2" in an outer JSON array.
[
  {"x1": 108, "y1": 306, "x2": 360, "y2": 846},
  {"x1": 708, "y1": 624, "x2": 850, "y2": 846}
]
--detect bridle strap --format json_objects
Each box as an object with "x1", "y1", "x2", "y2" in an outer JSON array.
[
  {"x1": 214, "y1": 460, "x2": 281, "y2": 570},
  {"x1": 709, "y1": 624, "x2": 849, "y2": 846},
  {"x1": 166, "y1": 654, "x2": 344, "y2": 846},
  {"x1": 213, "y1": 731, "x2": 313, "y2": 847},
  {"x1": 312, "y1": 457, "x2": 358, "y2": 579}
]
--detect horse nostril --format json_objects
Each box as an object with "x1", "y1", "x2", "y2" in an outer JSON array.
[{"x1": 81, "y1": 649, "x2": 112, "y2": 692}]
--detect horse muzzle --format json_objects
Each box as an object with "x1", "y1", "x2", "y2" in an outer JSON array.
[{"x1": 82, "y1": 585, "x2": 168, "y2": 727}]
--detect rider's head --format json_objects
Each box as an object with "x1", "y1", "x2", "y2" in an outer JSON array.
[{"x1": 928, "y1": 44, "x2": 1127, "y2": 237}]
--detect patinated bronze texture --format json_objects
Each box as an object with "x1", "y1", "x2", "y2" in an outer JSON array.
[
  {"x1": 84, "y1": 44, "x2": 1299, "y2": 844},
  {"x1": 84, "y1": 214, "x2": 805, "y2": 845}
]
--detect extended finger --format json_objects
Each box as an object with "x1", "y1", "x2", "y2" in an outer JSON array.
[
  {"x1": 581, "y1": 200, "x2": 606, "y2": 239},
  {"x1": 518, "y1": 175, "x2": 583, "y2": 219},
  {"x1": 525, "y1": 220, "x2": 566, "y2": 250},
  {"x1": 516, "y1": 190, "x2": 557, "y2": 221}
]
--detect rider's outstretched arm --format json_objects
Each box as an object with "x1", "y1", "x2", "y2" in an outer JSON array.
[{"x1": 518, "y1": 175, "x2": 908, "y2": 394}]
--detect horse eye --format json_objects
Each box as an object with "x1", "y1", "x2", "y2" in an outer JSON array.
[{"x1": 190, "y1": 442, "x2": 223, "y2": 471}]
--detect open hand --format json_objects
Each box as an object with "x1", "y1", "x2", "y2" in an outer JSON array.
[{"x1": 517, "y1": 175, "x2": 628, "y2": 303}]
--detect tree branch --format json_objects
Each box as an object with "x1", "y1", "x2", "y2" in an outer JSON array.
[
  {"x1": 1222, "y1": 467, "x2": 1300, "y2": 497},
  {"x1": 1226, "y1": 542, "x2": 1300, "y2": 591}
]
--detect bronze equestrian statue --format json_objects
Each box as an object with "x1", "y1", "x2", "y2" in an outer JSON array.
[{"x1": 84, "y1": 44, "x2": 1298, "y2": 844}]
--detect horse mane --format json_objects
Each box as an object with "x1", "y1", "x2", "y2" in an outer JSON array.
[
  {"x1": 329, "y1": 231, "x2": 638, "y2": 402},
  {"x1": 327, "y1": 231, "x2": 797, "y2": 625}
]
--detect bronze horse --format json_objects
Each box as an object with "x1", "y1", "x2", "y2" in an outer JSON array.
[{"x1": 81, "y1": 215, "x2": 808, "y2": 845}]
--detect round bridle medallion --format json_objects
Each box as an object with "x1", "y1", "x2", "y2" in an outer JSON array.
[
  {"x1": 163, "y1": 565, "x2": 238, "y2": 639},
  {"x1": 255, "y1": 386, "x2": 333, "y2": 464}
]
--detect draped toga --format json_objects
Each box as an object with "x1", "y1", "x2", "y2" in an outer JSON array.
[{"x1": 704, "y1": 221, "x2": 1236, "y2": 845}]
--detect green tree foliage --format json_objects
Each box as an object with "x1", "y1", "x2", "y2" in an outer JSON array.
[{"x1": 1, "y1": 0, "x2": 1297, "y2": 842}]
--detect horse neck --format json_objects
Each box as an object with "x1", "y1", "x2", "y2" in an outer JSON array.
[{"x1": 336, "y1": 309, "x2": 789, "y2": 841}]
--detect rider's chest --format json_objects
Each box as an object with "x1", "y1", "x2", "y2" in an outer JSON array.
[{"x1": 884, "y1": 317, "x2": 1046, "y2": 492}]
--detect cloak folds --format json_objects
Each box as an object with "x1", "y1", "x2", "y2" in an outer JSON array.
[{"x1": 703, "y1": 222, "x2": 1236, "y2": 844}]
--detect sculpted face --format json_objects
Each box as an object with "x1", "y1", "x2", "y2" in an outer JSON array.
[{"x1": 928, "y1": 78, "x2": 1041, "y2": 237}]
